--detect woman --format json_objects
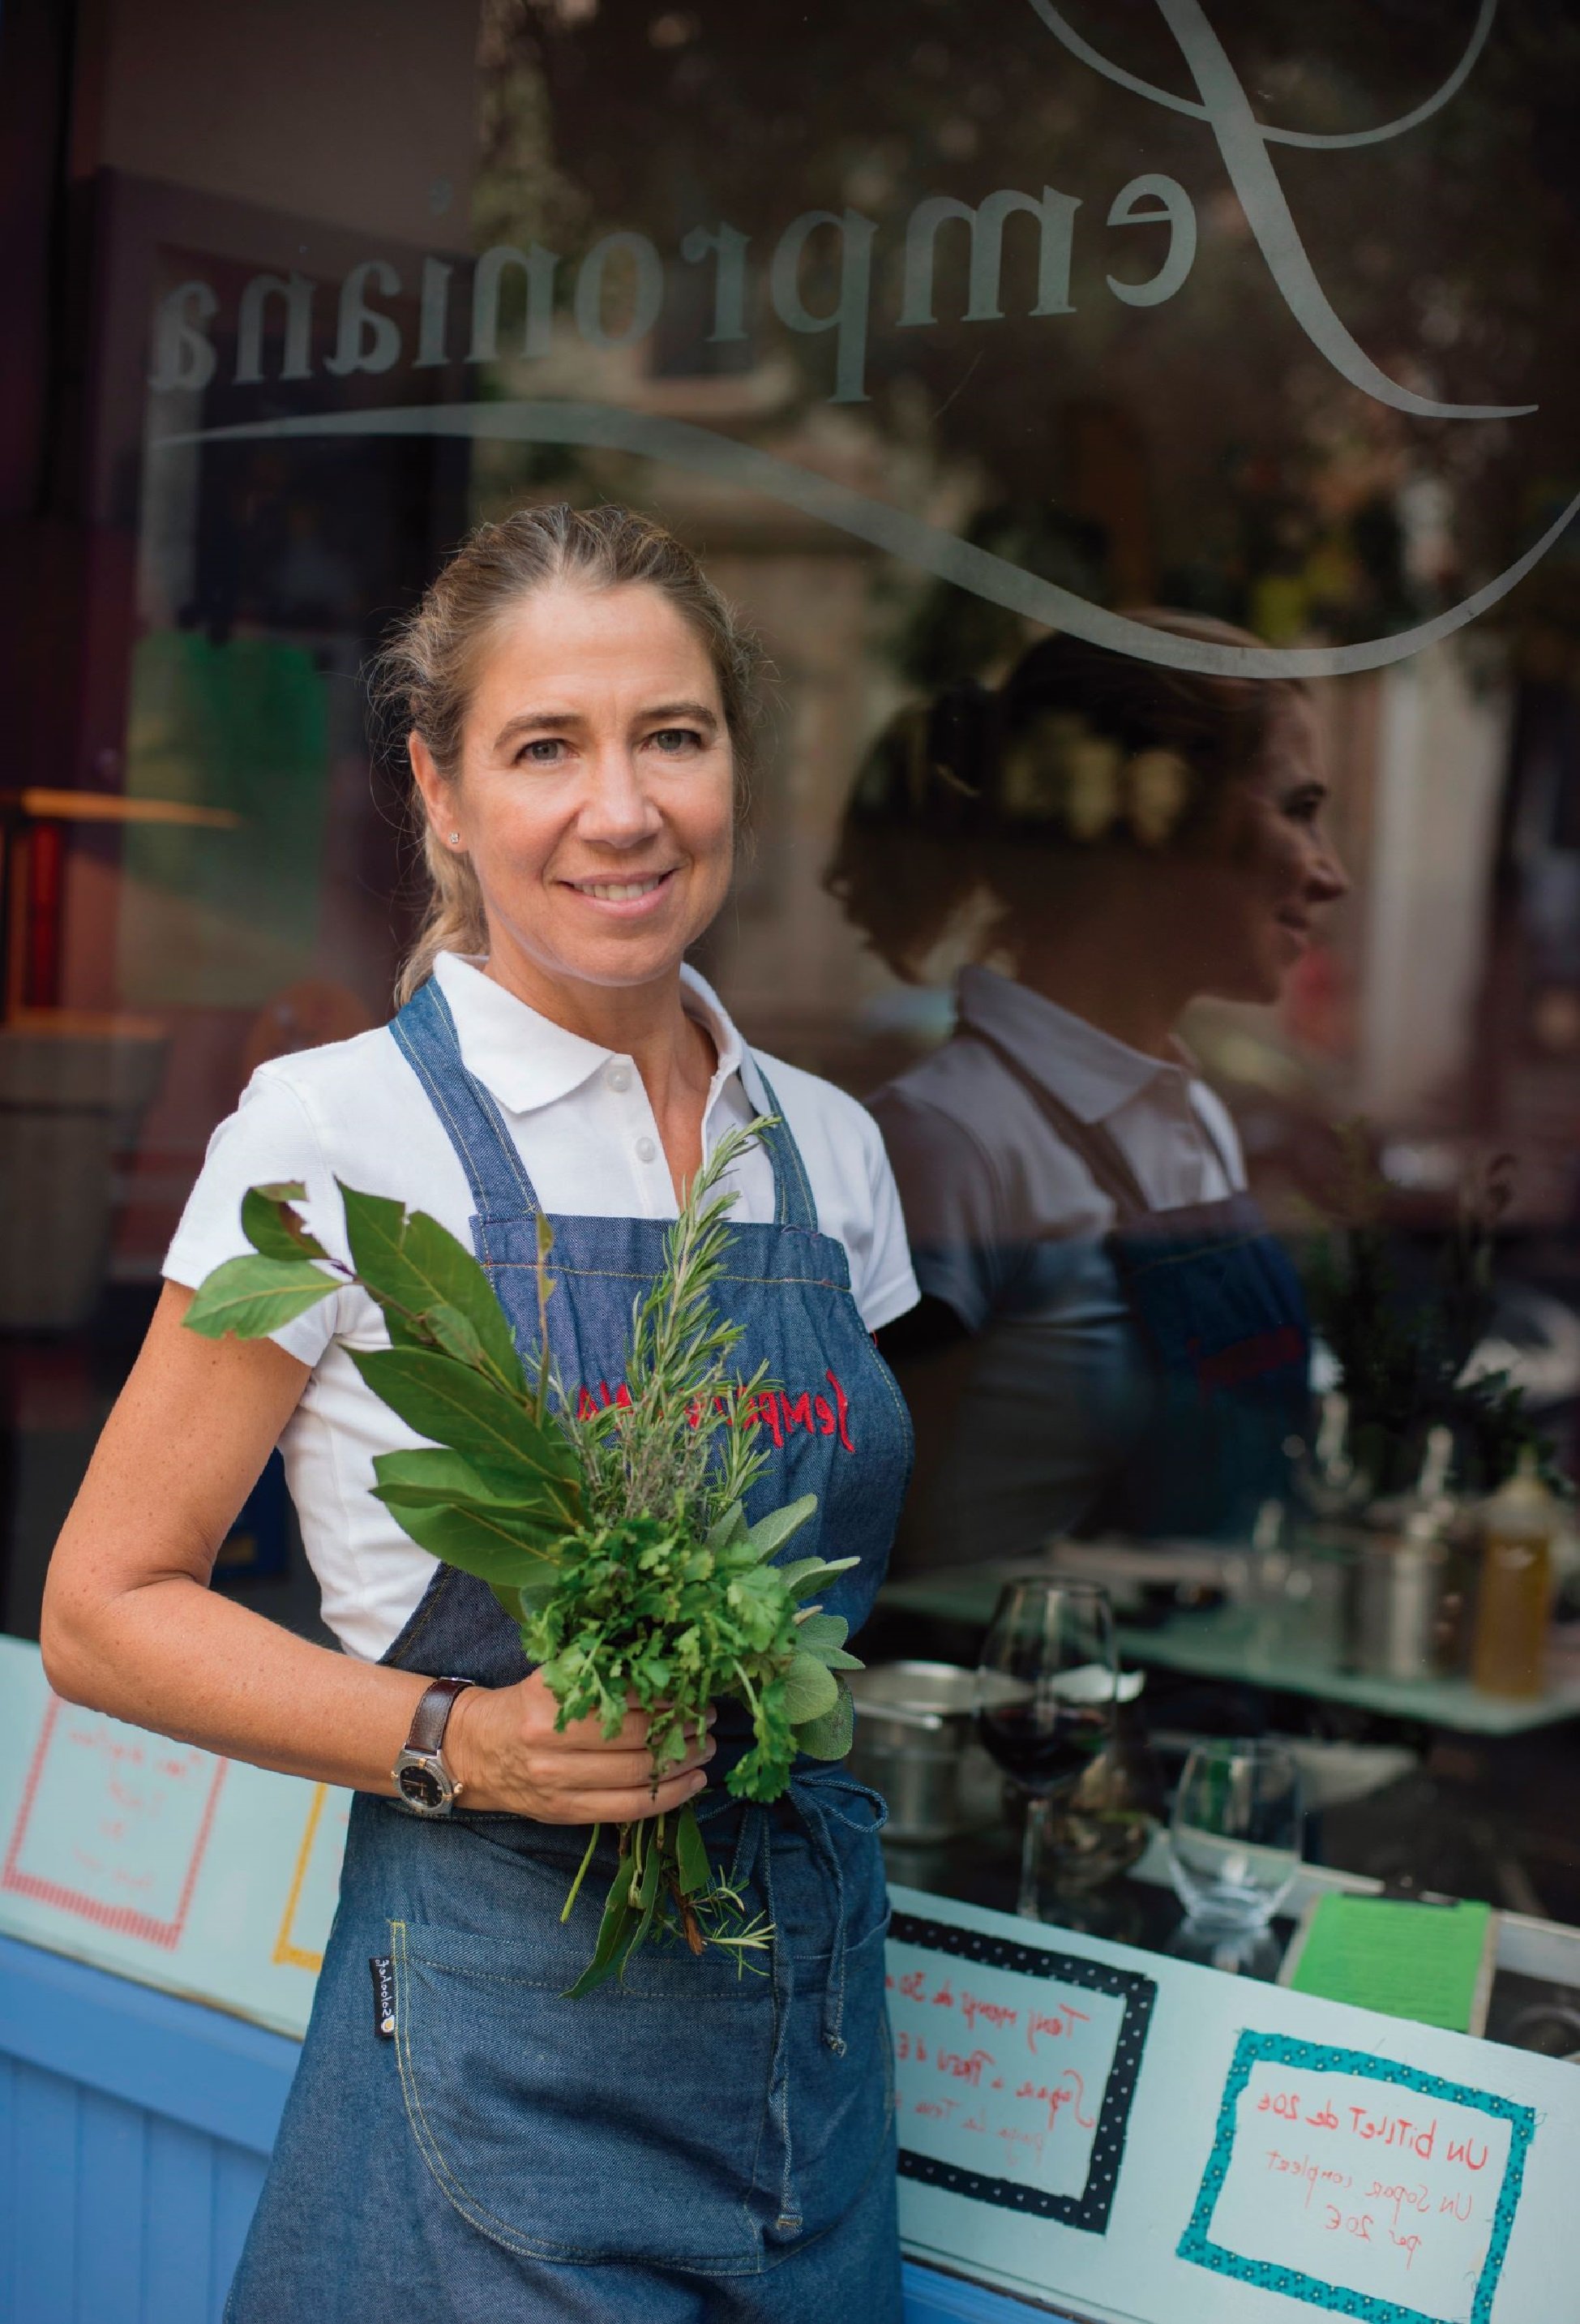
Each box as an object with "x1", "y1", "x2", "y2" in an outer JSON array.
[
  {"x1": 827, "y1": 615, "x2": 1347, "y2": 1570},
  {"x1": 42, "y1": 504, "x2": 918, "y2": 2322}
]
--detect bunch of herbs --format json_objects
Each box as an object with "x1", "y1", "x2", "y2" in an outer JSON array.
[{"x1": 185, "y1": 1120, "x2": 862, "y2": 1992}]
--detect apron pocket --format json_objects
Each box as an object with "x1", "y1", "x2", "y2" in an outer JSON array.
[{"x1": 390, "y1": 1915, "x2": 776, "y2": 2270}]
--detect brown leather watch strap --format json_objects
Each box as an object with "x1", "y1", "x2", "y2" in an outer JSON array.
[{"x1": 404, "y1": 1675, "x2": 473, "y2": 1757}]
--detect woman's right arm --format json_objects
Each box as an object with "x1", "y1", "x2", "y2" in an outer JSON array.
[{"x1": 40, "y1": 1284, "x2": 713, "y2": 1821}]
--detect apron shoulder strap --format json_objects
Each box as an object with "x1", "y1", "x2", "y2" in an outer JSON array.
[
  {"x1": 390, "y1": 975, "x2": 542, "y2": 1218},
  {"x1": 393, "y1": 978, "x2": 820, "y2": 1233},
  {"x1": 970, "y1": 1031, "x2": 1153, "y2": 1223},
  {"x1": 740, "y1": 1054, "x2": 819, "y2": 1233}
]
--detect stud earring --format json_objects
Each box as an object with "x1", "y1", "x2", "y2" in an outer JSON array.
[{"x1": 448, "y1": 831, "x2": 461, "y2": 846}]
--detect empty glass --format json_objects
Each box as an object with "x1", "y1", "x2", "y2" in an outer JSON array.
[{"x1": 1168, "y1": 1739, "x2": 1303, "y2": 1933}]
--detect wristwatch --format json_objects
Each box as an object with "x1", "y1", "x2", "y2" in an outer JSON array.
[{"x1": 391, "y1": 1676, "x2": 474, "y2": 1816}]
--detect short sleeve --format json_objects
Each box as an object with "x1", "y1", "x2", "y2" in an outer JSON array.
[
  {"x1": 852, "y1": 1110, "x2": 920, "y2": 1334},
  {"x1": 162, "y1": 1067, "x2": 361, "y2": 1366},
  {"x1": 867, "y1": 1087, "x2": 1015, "y2": 1333}
]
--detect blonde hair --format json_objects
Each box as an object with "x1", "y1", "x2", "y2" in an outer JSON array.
[{"x1": 370, "y1": 503, "x2": 769, "y2": 1005}]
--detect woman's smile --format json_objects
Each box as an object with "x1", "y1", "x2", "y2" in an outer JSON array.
[
  {"x1": 559, "y1": 865, "x2": 681, "y2": 909},
  {"x1": 412, "y1": 579, "x2": 737, "y2": 1012}
]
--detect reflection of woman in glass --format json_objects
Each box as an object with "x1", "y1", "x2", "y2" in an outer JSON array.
[{"x1": 828, "y1": 615, "x2": 1348, "y2": 1570}]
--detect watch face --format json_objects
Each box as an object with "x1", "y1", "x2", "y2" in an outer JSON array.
[{"x1": 398, "y1": 1760, "x2": 445, "y2": 1811}]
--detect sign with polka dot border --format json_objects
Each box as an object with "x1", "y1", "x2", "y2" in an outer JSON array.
[
  {"x1": 888, "y1": 1908, "x2": 1155, "y2": 2235},
  {"x1": 1177, "y1": 2030, "x2": 1535, "y2": 2323}
]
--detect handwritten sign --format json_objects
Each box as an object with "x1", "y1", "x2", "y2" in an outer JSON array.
[
  {"x1": 0, "y1": 1697, "x2": 226, "y2": 1949},
  {"x1": 272, "y1": 1785, "x2": 352, "y2": 1971},
  {"x1": 888, "y1": 1909, "x2": 1154, "y2": 2234},
  {"x1": 1179, "y1": 2031, "x2": 1535, "y2": 2324}
]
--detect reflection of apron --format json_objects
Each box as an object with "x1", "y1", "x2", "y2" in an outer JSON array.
[
  {"x1": 987, "y1": 1043, "x2": 1310, "y2": 1541},
  {"x1": 227, "y1": 979, "x2": 914, "y2": 2322}
]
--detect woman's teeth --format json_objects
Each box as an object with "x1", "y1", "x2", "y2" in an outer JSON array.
[{"x1": 575, "y1": 876, "x2": 666, "y2": 900}]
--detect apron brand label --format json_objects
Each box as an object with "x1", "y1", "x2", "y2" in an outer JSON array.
[
  {"x1": 575, "y1": 1370, "x2": 856, "y2": 1453},
  {"x1": 369, "y1": 1955, "x2": 396, "y2": 2039}
]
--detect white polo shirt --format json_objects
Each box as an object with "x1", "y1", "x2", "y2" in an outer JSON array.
[
  {"x1": 868, "y1": 965, "x2": 1246, "y2": 1330},
  {"x1": 165, "y1": 951, "x2": 918, "y2": 1658}
]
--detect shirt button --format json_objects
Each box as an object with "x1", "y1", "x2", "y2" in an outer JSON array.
[
  {"x1": 606, "y1": 1061, "x2": 632, "y2": 1092},
  {"x1": 636, "y1": 1135, "x2": 658, "y2": 1164}
]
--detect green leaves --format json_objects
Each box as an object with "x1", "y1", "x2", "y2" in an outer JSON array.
[
  {"x1": 186, "y1": 1156, "x2": 871, "y2": 1998},
  {"x1": 351, "y1": 1349, "x2": 577, "y2": 1501},
  {"x1": 183, "y1": 1254, "x2": 338, "y2": 1340},
  {"x1": 674, "y1": 1803, "x2": 712, "y2": 1897},
  {"x1": 743, "y1": 1495, "x2": 818, "y2": 1563},
  {"x1": 774, "y1": 1554, "x2": 859, "y2": 1603},
  {"x1": 794, "y1": 1609, "x2": 863, "y2": 1670},
  {"x1": 339, "y1": 1185, "x2": 528, "y2": 1395},
  {"x1": 795, "y1": 1676, "x2": 855, "y2": 1762},
  {"x1": 783, "y1": 1649, "x2": 839, "y2": 1722},
  {"x1": 242, "y1": 1182, "x2": 328, "y2": 1263},
  {"x1": 368, "y1": 1487, "x2": 562, "y2": 1585}
]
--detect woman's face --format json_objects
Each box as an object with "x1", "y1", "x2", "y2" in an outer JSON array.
[
  {"x1": 1191, "y1": 688, "x2": 1349, "y2": 1006},
  {"x1": 412, "y1": 581, "x2": 735, "y2": 1006}
]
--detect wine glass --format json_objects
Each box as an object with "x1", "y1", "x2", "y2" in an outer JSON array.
[
  {"x1": 976, "y1": 1580, "x2": 1119, "y2": 1921},
  {"x1": 1168, "y1": 1739, "x2": 1303, "y2": 1933}
]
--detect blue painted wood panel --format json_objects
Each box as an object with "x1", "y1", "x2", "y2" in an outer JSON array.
[{"x1": 0, "y1": 1934, "x2": 1049, "y2": 2323}]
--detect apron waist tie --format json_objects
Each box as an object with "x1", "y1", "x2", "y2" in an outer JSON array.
[{"x1": 696, "y1": 1769, "x2": 871, "y2": 2237}]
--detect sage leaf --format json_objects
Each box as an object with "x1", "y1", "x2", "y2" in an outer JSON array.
[
  {"x1": 783, "y1": 1649, "x2": 839, "y2": 1722},
  {"x1": 744, "y1": 1494, "x2": 819, "y2": 1563},
  {"x1": 773, "y1": 1554, "x2": 859, "y2": 1602},
  {"x1": 704, "y1": 1501, "x2": 749, "y2": 1553},
  {"x1": 793, "y1": 1676, "x2": 854, "y2": 1761},
  {"x1": 184, "y1": 1254, "x2": 337, "y2": 1340},
  {"x1": 794, "y1": 1610, "x2": 849, "y2": 1652}
]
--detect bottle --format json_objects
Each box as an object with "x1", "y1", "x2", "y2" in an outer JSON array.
[
  {"x1": 1471, "y1": 1449, "x2": 1556, "y2": 1699},
  {"x1": 1350, "y1": 1426, "x2": 1459, "y2": 1684}
]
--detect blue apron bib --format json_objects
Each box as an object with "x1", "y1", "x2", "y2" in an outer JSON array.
[
  {"x1": 227, "y1": 979, "x2": 914, "y2": 2322},
  {"x1": 987, "y1": 1040, "x2": 1310, "y2": 1541}
]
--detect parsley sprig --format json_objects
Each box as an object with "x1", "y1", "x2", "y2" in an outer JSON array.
[{"x1": 186, "y1": 1120, "x2": 863, "y2": 1993}]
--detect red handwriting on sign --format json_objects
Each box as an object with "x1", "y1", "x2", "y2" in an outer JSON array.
[
  {"x1": 1026, "y1": 2001, "x2": 1091, "y2": 2053},
  {"x1": 1265, "y1": 2147, "x2": 1354, "y2": 2210},
  {"x1": 960, "y1": 1991, "x2": 1018, "y2": 2035},
  {"x1": 931, "y1": 1979, "x2": 955, "y2": 2009},
  {"x1": 936, "y1": 2047, "x2": 996, "y2": 2087},
  {"x1": 898, "y1": 1969, "x2": 927, "y2": 2002},
  {"x1": 1, "y1": 1699, "x2": 227, "y2": 1951},
  {"x1": 1258, "y1": 2090, "x2": 1340, "y2": 2132},
  {"x1": 1013, "y1": 2069, "x2": 1094, "y2": 2136},
  {"x1": 894, "y1": 2030, "x2": 929, "y2": 2063}
]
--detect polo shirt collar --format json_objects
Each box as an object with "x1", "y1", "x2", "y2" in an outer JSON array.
[
  {"x1": 955, "y1": 963, "x2": 1180, "y2": 1125},
  {"x1": 430, "y1": 950, "x2": 746, "y2": 1116}
]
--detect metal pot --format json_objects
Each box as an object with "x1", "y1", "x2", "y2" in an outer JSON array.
[{"x1": 846, "y1": 1661, "x2": 979, "y2": 1843}]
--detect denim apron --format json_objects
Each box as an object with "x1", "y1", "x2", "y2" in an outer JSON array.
[
  {"x1": 227, "y1": 978, "x2": 914, "y2": 2324},
  {"x1": 985, "y1": 1040, "x2": 1311, "y2": 1541}
]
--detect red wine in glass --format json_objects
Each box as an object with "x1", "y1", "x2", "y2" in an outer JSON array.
[
  {"x1": 977, "y1": 1699, "x2": 1110, "y2": 1796},
  {"x1": 976, "y1": 1579, "x2": 1118, "y2": 1918}
]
